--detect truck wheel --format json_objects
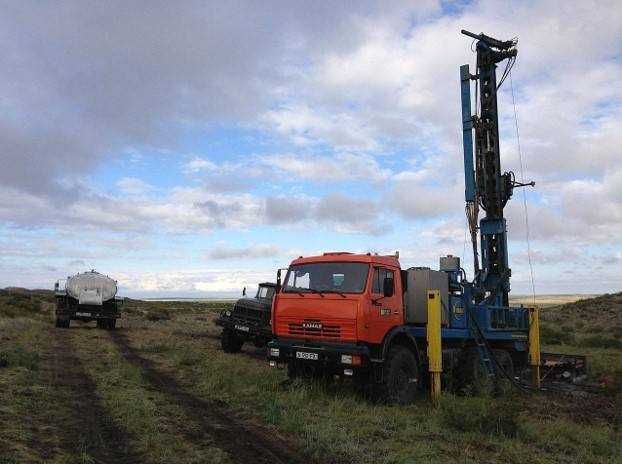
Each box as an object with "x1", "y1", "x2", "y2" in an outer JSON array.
[
  {"x1": 55, "y1": 318, "x2": 68, "y2": 328},
  {"x1": 463, "y1": 348, "x2": 497, "y2": 394},
  {"x1": 380, "y1": 345, "x2": 420, "y2": 404},
  {"x1": 492, "y1": 349, "x2": 515, "y2": 380},
  {"x1": 221, "y1": 328, "x2": 243, "y2": 353}
]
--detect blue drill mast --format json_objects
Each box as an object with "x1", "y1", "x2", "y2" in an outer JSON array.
[{"x1": 460, "y1": 30, "x2": 532, "y2": 307}]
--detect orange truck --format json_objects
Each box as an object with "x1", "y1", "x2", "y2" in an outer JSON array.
[{"x1": 267, "y1": 252, "x2": 528, "y2": 403}]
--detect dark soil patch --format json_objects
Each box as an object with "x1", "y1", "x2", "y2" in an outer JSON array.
[
  {"x1": 37, "y1": 328, "x2": 140, "y2": 463},
  {"x1": 110, "y1": 331, "x2": 315, "y2": 464}
]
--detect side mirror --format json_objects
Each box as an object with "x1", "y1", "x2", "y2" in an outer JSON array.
[
  {"x1": 383, "y1": 277, "x2": 394, "y2": 298},
  {"x1": 242, "y1": 286, "x2": 246, "y2": 297}
]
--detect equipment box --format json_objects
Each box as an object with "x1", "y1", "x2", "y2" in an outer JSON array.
[{"x1": 404, "y1": 268, "x2": 449, "y2": 324}]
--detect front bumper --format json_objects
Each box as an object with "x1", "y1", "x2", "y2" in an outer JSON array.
[
  {"x1": 267, "y1": 338, "x2": 371, "y2": 375},
  {"x1": 216, "y1": 313, "x2": 272, "y2": 339},
  {"x1": 56, "y1": 310, "x2": 120, "y2": 320}
]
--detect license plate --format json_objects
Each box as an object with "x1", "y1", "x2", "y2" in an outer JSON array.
[
  {"x1": 296, "y1": 351, "x2": 318, "y2": 361},
  {"x1": 234, "y1": 324, "x2": 250, "y2": 332},
  {"x1": 75, "y1": 312, "x2": 91, "y2": 317}
]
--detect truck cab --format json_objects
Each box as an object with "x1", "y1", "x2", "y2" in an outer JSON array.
[
  {"x1": 272, "y1": 252, "x2": 402, "y2": 346},
  {"x1": 268, "y1": 252, "x2": 529, "y2": 403},
  {"x1": 217, "y1": 282, "x2": 276, "y2": 352}
]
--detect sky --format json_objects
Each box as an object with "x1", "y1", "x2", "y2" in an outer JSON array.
[{"x1": 1, "y1": 0, "x2": 621, "y2": 297}]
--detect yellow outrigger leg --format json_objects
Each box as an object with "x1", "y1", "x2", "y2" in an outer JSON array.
[{"x1": 427, "y1": 290, "x2": 442, "y2": 404}]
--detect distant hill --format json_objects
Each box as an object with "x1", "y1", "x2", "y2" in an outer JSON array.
[
  {"x1": 0, "y1": 287, "x2": 55, "y2": 318},
  {"x1": 540, "y1": 292, "x2": 622, "y2": 348},
  {"x1": 542, "y1": 292, "x2": 621, "y2": 326}
]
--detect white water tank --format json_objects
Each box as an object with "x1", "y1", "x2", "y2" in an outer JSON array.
[{"x1": 66, "y1": 270, "x2": 117, "y2": 305}]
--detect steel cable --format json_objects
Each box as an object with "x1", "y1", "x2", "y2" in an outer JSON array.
[{"x1": 509, "y1": 71, "x2": 536, "y2": 306}]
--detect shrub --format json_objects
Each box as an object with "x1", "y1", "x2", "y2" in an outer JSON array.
[
  {"x1": 580, "y1": 335, "x2": 622, "y2": 350},
  {"x1": 439, "y1": 395, "x2": 520, "y2": 437},
  {"x1": 540, "y1": 324, "x2": 576, "y2": 345},
  {"x1": 145, "y1": 309, "x2": 171, "y2": 322},
  {"x1": 0, "y1": 347, "x2": 40, "y2": 370}
]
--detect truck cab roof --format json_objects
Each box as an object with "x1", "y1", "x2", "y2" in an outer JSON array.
[
  {"x1": 290, "y1": 252, "x2": 400, "y2": 268},
  {"x1": 257, "y1": 282, "x2": 277, "y2": 288}
]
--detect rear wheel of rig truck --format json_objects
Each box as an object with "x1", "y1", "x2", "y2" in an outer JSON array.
[
  {"x1": 221, "y1": 328, "x2": 244, "y2": 353},
  {"x1": 379, "y1": 345, "x2": 421, "y2": 404}
]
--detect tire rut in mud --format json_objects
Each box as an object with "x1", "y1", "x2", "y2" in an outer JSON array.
[
  {"x1": 109, "y1": 331, "x2": 310, "y2": 464},
  {"x1": 178, "y1": 330, "x2": 266, "y2": 361},
  {"x1": 38, "y1": 328, "x2": 140, "y2": 463}
]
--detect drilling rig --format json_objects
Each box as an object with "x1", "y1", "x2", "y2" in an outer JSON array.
[
  {"x1": 266, "y1": 31, "x2": 541, "y2": 402},
  {"x1": 460, "y1": 29, "x2": 533, "y2": 307}
]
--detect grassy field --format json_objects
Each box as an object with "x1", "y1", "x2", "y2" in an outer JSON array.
[{"x1": 0, "y1": 289, "x2": 620, "y2": 463}]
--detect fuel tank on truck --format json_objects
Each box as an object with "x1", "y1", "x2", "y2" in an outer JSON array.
[
  {"x1": 274, "y1": 294, "x2": 359, "y2": 342},
  {"x1": 66, "y1": 270, "x2": 118, "y2": 306}
]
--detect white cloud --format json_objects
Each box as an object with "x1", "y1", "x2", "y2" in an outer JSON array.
[
  {"x1": 206, "y1": 244, "x2": 282, "y2": 260},
  {"x1": 117, "y1": 177, "x2": 155, "y2": 196},
  {"x1": 116, "y1": 268, "x2": 276, "y2": 295},
  {"x1": 183, "y1": 157, "x2": 218, "y2": 173},
  {"x1": 259, "y1": 152, "x2": 391, "y2": 183},
  {"x1": 263, "y1": 104, "x2": 380, "y2": 150},
  {"x1": 2, "y1": 1, "x2": 622, "y2": 294}
]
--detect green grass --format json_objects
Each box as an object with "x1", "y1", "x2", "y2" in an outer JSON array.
[
  {"x1": 2, "y1": 291, "x2": 621, "y2": 464},
  {"x1": 132, "y1": 314, "x2": 621, "y2": 464},
  {"x1": 70, "y1": 329, "x2": 234, "y2": 463},
  {"x1": 0, "y1": 288, "x2": 54, "y2": 319},
  {"x1": 0, "y1": 318, "x2": 60, "y2": 463}
]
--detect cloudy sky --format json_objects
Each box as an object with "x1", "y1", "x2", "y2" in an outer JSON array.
[{"x1": 1, "y1": 0, "x2": 621, "y2": 297}]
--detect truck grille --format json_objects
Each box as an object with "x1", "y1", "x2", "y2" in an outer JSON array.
[
  {"x1": 233, "y1": 305, "x2": 268, "y2": 323},
  {"x1": 288, "y1": 321, "x2": 341, "y2": 338},
  {"x1": 278, "y1": 317, "x2": 356, "y2": 341}
]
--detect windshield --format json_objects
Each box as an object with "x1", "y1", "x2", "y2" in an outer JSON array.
[
  {"x1": 283, "y1": 262, "x2": 369, "y2": 294},
  {"x1": 256, "y1": 286, "x2": 275, "y2": 300}
]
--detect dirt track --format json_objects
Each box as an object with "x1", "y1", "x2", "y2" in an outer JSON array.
[
  {"x1": 38, "y1": 328, "x2": 139, "y2": 463},
  {"x1": 109, "y1": 331, "x2": 310, "y2": 464}
]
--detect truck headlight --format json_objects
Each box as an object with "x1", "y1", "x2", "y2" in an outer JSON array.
[
  {"x1": 224, "y1": 310, "x2": 232, "y2": 317},
  {"x1": 270, "y1": 348, "x2": 280, "y2": 357}
]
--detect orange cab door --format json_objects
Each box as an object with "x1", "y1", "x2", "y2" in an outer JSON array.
[{"x1": 367, "y1": 266, "x2": 403, "y2": 344}]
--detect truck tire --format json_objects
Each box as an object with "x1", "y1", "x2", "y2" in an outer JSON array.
[
  {"x1": 463, "y1": 347, "x2": 494, "y2": 394},
  {"x1": 492, "y1": 349, "x2": 514, "y2": 380},
  {"x1": 56, "y1": 318, "x2": 69, "y2": 328},
  {"x1": 379, "y1": 345, "x2": 421, "y2": 404},
  {"x1": 221, "y1": 328, "x2": 243, "y2": 353},
  {"x1": 464, "y1": 348, "x2": 515, "y2": 394}
]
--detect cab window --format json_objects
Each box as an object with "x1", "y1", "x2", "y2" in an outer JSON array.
[
  {"x1": 372, "y1": 267, "x2": 394, "y2": 294},
  {"x1": 257, "y1": 286, "x2": 274, "y2": 299}
]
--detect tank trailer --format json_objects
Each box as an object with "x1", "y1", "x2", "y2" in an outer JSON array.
[
  {"x1": 268, "y1": 31, "x2": 539, "y2": 402},
  {"x1": 54, "y1": 270, "x2": 122, "y2": 329}
]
